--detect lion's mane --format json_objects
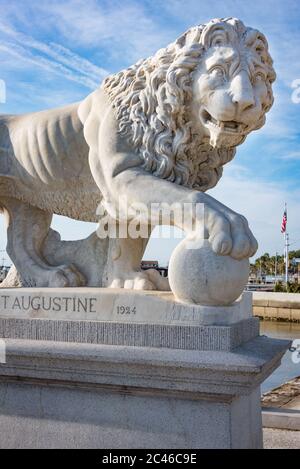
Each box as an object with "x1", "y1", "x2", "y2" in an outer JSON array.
[{"x1": 103, "y1": 17, "x2": 275, "y2": 191}]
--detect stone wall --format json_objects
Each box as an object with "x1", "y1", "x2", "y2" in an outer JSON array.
[{"x1": 253, "y1": 292, "x2": 300, "y2": 322}]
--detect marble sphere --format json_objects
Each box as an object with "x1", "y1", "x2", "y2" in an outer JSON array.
[{"x1": 169, "y1": 238, "x2": 249, "y2": 306}]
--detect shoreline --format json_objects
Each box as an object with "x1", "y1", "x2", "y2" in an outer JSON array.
[
  {"x1": 253, "y1": 292, "x2": 300, "y2": 323},
  {"x1": 262, "y1": 377, "x2": 300, "y2": 432}
]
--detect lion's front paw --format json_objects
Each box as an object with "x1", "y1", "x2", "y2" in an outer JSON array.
[
  {"x1": 206, "y1": 206, "x2": 258, "y2": 260},
  {"x1": 38, "y1": 264, "x2": 86, "y2": 287},
  {"x1": 109, "y1": 269, "x2": 170, "y2": 291}
]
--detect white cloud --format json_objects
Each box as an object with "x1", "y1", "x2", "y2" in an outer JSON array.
[
  {"x1": 0, "y1": 21, "x2": 109, "y2": 90},
  {"x1": 0, "y1": 41, "x2": 100, "y2": 90},
  {"x1": 3, "y1": 80, "x2": 86, "y2": 110},
  {"x1": 48, "y1": 43, "x2": 107, "y2": 82},
  {"x1": 280, "y1": 151, "x2": 300, "y2": 161},
  {"x1": 31, "y1": 0, "x2": 175, "y2": 63},
  {"x1": 0, "y1": 21, "x2": 108, "y2": 83}
]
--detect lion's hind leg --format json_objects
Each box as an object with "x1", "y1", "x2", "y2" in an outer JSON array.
[
  {"x1": 106, "y1": 235, "x2": 170, "y2": 291},
  {"x1": 1, "y1": 197, "x2": 86, "y2": 287}
]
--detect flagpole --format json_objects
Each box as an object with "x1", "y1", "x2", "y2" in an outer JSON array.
[
  {"x1": 285, "y1": 232, "x2": 289, "y2": 284},
  {"x1": 283, "y1": 202, "x2": 289, "y2": 284},
  {"x1": 280, "y1": 203, "x2": 289, "y2": 284}
]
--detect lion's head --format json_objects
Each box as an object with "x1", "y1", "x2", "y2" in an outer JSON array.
[{"x1": 103, "y1": 18, "x2": 275, "y2": 191}]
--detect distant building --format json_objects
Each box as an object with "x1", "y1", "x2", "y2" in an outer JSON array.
[
  {"x1": 292, "y1": 258, "x2": 300, "y2": 281},
  {"x1": 248, "y1": 273, "x2": 257, "y2": 284},
  {"x1": 141, "y1": 260, "x2": 168, "y2": 278},
  {"x1": 0, "y1": 266, "x2": 9, "y2": 283},
  {"x1": 141, "y1": 260, "x2": 159, "y2": 269}
]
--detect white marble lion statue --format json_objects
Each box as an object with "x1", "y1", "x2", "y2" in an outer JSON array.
[{"x1": 0, "y1": 17, "x2": 275, "y2": 289}]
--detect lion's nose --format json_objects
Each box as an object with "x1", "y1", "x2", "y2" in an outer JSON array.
[{"x1": 230, "y1": 71, "x2": 255, "y2": 112}]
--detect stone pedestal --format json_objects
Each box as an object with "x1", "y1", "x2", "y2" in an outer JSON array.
[{"x1": 0, "y1": 289, "x2": 289, "y2": 449}]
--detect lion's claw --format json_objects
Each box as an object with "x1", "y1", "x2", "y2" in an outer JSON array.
[
  {"x1": 206, "y1": 205, "x2": 258, "y2": 260},
  {"x1": 109, "y1": 269, "x2": 170, "y2": 291},
  {"x1": 40, "y1": 264, "x2": 86, "y2": 287}
]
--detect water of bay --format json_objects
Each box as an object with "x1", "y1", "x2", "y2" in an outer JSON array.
[{"x1": 260, "y1": 320, "x2": 300, "y2": 393}]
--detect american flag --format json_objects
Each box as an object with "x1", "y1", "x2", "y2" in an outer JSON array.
[{"x1": 281, "y1": 206, "x2": 287, "y2": 233}]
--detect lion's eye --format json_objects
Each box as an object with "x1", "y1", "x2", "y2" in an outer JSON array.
[
  {"x1": 253, "y1": 72, "x2": 265, "y2": 84},
  {"x1": 210, "y1": 66, "x2": 226, "y2": 80}
]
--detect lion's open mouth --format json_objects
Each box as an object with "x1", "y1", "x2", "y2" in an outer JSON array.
[{"x1": 201, "y1": 109, "x2": 247, "y2": 134}]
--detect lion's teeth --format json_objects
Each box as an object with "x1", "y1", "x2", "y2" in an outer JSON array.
[{"x1": 206, "y1": 116, "x2": 243, "y2": 134}]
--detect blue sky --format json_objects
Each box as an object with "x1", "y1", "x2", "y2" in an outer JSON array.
[{"x1": 0, "y1": 0, "x2": 300, "y2": 266}]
